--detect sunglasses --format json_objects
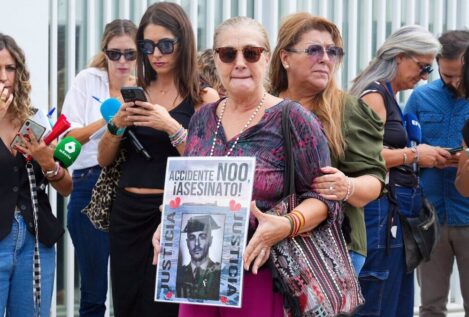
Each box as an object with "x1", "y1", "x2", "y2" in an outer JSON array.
[
  {"x1": 104, "y1": 49, "x2": 137, "y2": 61},
  {"x1": 214, "y1": 46, "x2": 266, "y2": 63},
  {"x1": 138, "y1": 38, "x2": 178, "y2": 55},
  {"x1": 409, "y1": 55, "x2": 433, "y2": 76},
  {"x1": 285, "y1": 44, "x2": 344, "y2": 63}
]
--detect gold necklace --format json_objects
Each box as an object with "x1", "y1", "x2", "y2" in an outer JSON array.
[{"x1": 210, "y1": 93, "x2": 267, "y2": 157}]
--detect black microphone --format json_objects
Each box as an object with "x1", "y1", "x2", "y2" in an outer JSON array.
[
  {"x1": 127, "y1": 129, "x2": 151, "y2": 160},
  {"x1": 100, "y1": 98, "x2": 152, "y2": 160}
]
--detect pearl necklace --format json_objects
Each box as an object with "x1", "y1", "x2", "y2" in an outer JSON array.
[{"x1": 210, "y1": 92, "x2": 267, "y2": 157}]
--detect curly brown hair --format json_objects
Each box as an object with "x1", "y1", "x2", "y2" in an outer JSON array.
[{"x1": 0, "y1": 33, "x2": 33, "y2": 123}]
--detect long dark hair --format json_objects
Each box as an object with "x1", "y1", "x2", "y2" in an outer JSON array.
[{"x1": 136, "y1": 2, "x2": 201, "y2": 104}]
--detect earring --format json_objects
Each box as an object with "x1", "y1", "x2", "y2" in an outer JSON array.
[{"x1": 283, "y1": 64, "x2": 289, "y2": 69}]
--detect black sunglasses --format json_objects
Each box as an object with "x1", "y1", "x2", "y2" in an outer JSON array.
[
  {"x1": 214, "y1": 46, "x2": 266, "y2": 63},
  {"x1": 409, "y1": 55, "x2": 433, "y2": 76},
  {"x1": 138, "y1": 38, "x2": 178, "y2": 55},
  {"x1": 104, "y1": 49, "x2": 137, "y2": 61},
  {"x1": 285, "y1": 44, "x2": 344, "y2": 63}
]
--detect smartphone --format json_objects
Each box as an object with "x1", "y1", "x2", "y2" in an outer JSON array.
[
  {"x1": 120, "y1": 86, "x2": 147, "y2": 103},
  {"x1": 10, "y1": 119, "x2": 47, "y2": 149},
  {"x1": 448, "y1": 146, "x2": 463, "y2": 154}
]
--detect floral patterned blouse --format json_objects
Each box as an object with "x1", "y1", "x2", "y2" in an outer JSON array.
[{"x1": 185, "y1": 98, "x2": 339, "y2": 224}]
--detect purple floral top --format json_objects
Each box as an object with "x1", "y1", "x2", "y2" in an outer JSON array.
[{"x1": 185, "y1": 98, "x2": 339, "y2": 224}]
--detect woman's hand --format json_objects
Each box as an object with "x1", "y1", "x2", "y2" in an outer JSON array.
[
  {"x1": 417, "y1": 144, "x2": 451, "y2": 168},
  {"x1": 0, "y1": 83, "x2": 13, "y2": 120},
  {"x1": 313, "y1": 166, "x2": 348, "y2": 201},
  {"x1": 14, "y1": 131, "x2": 56, "y2": 170},
  {"x1": 243, "y1": 201, "x2": 290, "y2": 274},
  {"x1": 126, "y1": 100, "x2": 178, "y2": 133},
  {"x1": 111, "y1": 102, "x2": 134, "y2": 129},
  {"x1": 152, "y1": 223, "x2": 162, "y2": 266}
]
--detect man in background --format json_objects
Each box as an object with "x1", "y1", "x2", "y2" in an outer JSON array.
[{"x1": 404, "y1": 30, "x2": 469, "y2": 316}]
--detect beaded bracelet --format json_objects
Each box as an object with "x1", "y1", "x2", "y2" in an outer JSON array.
[
  {"x1": 48, "y1": 165, "x2": 65, "y2": 183},
  {"x1": 343, "y1": 176, "x2": 353, "y2": 202},
  {"x1": 347, "y1": 177, "x2": 356, "y2": 201},
  {"x1": 169, "y1": 125, "x2": 188, "y2": 147},
  {"x1": 410, "y1": 146, "x2": 419, "y2": 164}
]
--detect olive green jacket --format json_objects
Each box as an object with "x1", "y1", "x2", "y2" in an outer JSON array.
[{"x1": 331, "y1": 94, "x2": 386, "y2": 256}]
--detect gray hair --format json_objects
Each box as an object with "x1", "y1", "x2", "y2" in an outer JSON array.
[{"x1": 349, "y1": 25, "x2": 440, "y2": 96}]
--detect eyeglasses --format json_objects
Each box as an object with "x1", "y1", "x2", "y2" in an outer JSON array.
[
  {"x1": 285, "y1": 44, "x2": 344, "y2": 63},
  {"x1": 104, "y1": 49, "x2": 137, "y2": 61},
  {"x1": 409, "y1": 55, "x2": 433, "y2": 76},
  {"x1": 138, "y1": 38, "x2": 178, "y2": 55},
  {"x1": 214, "y1": 46, "x2": 266, "y2": 63}
]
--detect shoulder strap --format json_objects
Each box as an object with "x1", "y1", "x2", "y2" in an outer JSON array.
[{"x1": 282, "y1": 103, "x2": 295, "y2": 197}]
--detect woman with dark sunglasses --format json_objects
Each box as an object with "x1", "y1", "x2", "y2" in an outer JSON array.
[
  {"x1": 270, "y1": 13, "x2": 386, "y2": 280},
  {"x1": 60, "y1": 19, "x2": 137, "y2": 317},
  {"x1": 349, "y1": 26, "x2": 450, "y2": 317},
  {"x1": 152, "y1": 16, "x2": 340, "y2": 317},
  {"x1": 97, "y1": 3, "x2": 218, "y2": 317}
]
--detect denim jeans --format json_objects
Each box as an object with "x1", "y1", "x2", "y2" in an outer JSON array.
[
  {"x1": 67, "y1": 165, "x2": 109, "y2": 317},
  {"x1": 355, "y1": 186, "x2": 421, "y2": 317},
  {"x1": 0, "y1": 213, "x2": 55, "y2": 317},
  {"x1": 349, "y1": 250, "x2": 366, "y2": 276}
]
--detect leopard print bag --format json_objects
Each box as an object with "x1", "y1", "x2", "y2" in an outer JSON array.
[{"x1": 82, "y1": 149, "x2": 126, "y2": 232}]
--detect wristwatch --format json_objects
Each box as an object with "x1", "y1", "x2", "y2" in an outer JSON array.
[
  {"x1": 42, "y1": 161, "x2": 60, "y2": 178},
  {"x1": 107, "y1": 118, "x2": 125, "y2": 136}
]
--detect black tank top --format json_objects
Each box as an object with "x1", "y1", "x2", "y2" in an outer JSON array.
[
  {"x1": 362, "y1": 81, "x2": 417, "y2": 187},
  {"x1": 119, "y1": 97, "x2": 194, "y2": 189}
]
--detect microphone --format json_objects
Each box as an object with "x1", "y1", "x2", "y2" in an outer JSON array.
[
  {"x1": 100, "y1": 98, "x2": 151, "y2": 160},
  {"x1": 43, "y1": 114, "x2": 71, "y2": 145},
  {"x1": 54, "y1": 136, "x2": 82, "y2": 168},
  {"x1": 39, "y1": 136, "x2": 82, "y2": 190},
  {"x1": 404, "y1": 113, "x2": 422, "y2": 171}
]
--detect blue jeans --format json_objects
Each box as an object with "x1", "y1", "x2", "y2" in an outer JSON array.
[
  {"x1": 0, "y1": 213, "x2": 55, "y2": 317},
  {"x1": 350, "y1": 251, "x2": 366, "y2": 275},
  {"x1": 355, "y1": 186, "x2": 421, "y2": 317},
  {"x1": 67, "y1": 165, "x2": 109, "y2": 317}
]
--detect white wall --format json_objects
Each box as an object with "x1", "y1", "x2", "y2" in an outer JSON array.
[{"x1": 2, "y1": 0, "x2": 49, "y2": 113}]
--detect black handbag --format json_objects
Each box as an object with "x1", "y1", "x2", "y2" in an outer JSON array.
[{"x1": 400, "y1": 192, "x2": 440, "y2": 272}]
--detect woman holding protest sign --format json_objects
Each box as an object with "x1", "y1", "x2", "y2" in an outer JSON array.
[{"x1": 152, "y1": 16, "x2": 343, "y2": 317}]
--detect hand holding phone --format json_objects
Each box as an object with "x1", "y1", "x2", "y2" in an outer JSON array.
[
  {"x1": 10, "y1": 119, "x2": 46, "y2": 150},
  {"x1": 448, "y1": 146, "x2": 463, "y2": 154}
]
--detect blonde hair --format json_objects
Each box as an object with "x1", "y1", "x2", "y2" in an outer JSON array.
[
  {"x1": 0, "y1": 33, "x2": 33, "y2": 123},
  {"x1": 270, "y1": 13, "x2": 345, "y2": 158},
  {"x1": 89, "y1": 19, "x2": 137, "y2": 69}
]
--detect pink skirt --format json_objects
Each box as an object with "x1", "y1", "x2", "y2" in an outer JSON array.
[{"x1": 178, "y1": 268, "x2": 283, "y2": 317}]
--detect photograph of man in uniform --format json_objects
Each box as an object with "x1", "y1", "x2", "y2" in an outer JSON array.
[{"x1": 176, "y1": 214, "x2": 223, "y2": 300}]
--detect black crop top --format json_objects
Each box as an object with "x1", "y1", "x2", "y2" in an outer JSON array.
[
  {"x1": 119, "y1": 97, "x2": 195, "y2": 189},
  {"x1": 362, "y1": 81, "x2": 417, "y2": 187},
  {"x1": 0, "y1": 141, "x2": 64, "y2": 247}
]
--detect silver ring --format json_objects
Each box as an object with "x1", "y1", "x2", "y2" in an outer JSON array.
[{"x1": 329, "y1": 185, "x2": 334, "y2": 191}]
